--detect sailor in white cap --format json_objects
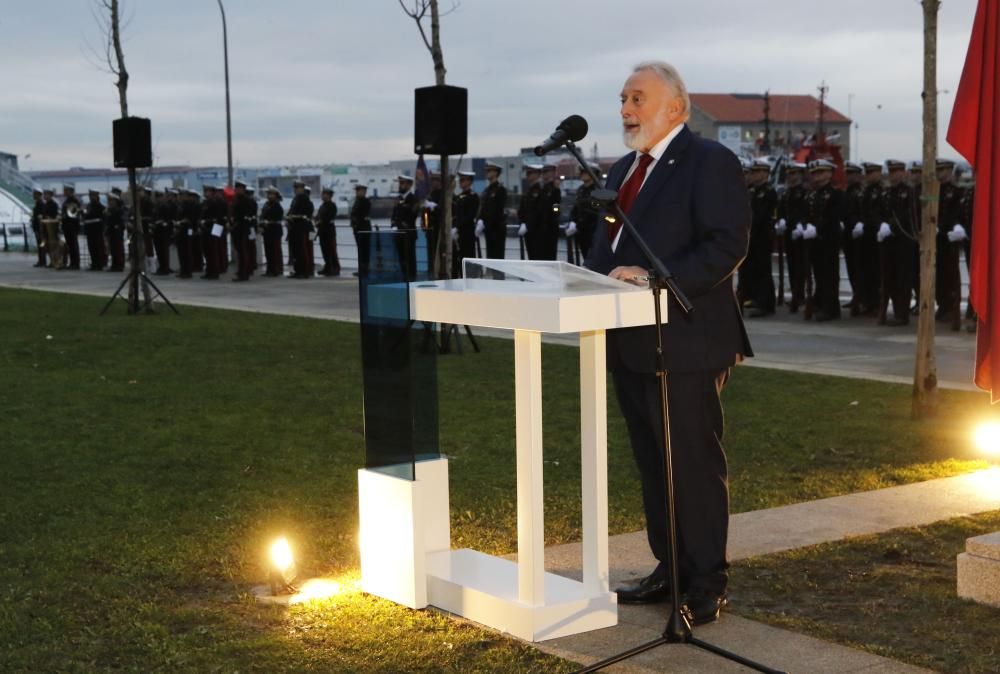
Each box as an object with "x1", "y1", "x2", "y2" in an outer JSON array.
[
  {"x1": 316, "y1": 185, "x2": 340, "y2": 276},
  {"x1": 841, "y1": 161, "x2": 865, "y2": 315},
  {"x1": 740, "y1": 158, "x2": 777, "y2": 317},
  {"x1": 538, "y1": 163, "x2": 561, "y2": 260},
  {"x1": 802, "y1": 158, "x2": 842, "y2": 322},
  {"x1": 569, "y1": 162, "x2": 601, "y2": 260},
  {"x1": 30, "y1": 188, "x2": 48, "y2": 268},
  {"x1": 261, "y1": 186, "x2": 285, "y2": 277},
  {"x1": 776, "y1": 161, "x2": 808, "y2": 311},
  {"x1": 517, "y1": 164, "x2": 544, "y2": 259},
  {"x1": 39, "y1": 187, "x2": 64, "y2": 269},
  {"x1": 390, "y1": 174, "x2": 420, "y2": 278},
  {"x1": 936, "y1": 158, "x2": 966, "y2": 329},
  {"x1": 350, "y1": 184, "x2": 372, "y2": 276},
  {"x1": 287, "y1": 178, "x2": 315, "y2": 278},
  {"x1": 60, "y1": 181, "x2": 82, "y2": 269},
  {"x1": 478, "y1": 161, "x2": 508, "y2": 258},
  {"x1": 83, "y1": 186, "x2": 107, "y2": 271},
  {"x1": 453, "y1": 170, "x2": 479, "y2": 267}
]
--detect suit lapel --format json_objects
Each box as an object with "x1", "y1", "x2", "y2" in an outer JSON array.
[{"x1": 623, "y1": 126, "x2": 692, "y2": 235}]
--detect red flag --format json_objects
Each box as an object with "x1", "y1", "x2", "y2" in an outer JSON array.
[{"x1": 947, "y1": 0, "x2": 1000, "y2": 403}]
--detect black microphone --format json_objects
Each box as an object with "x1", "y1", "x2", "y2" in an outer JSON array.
[{"x1": 533, "y1": 115, "x2": 588, "y2": 156}]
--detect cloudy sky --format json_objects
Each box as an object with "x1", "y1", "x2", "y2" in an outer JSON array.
[{"x1": 0, "y1": 0, "x2": 979, "y2": 171}]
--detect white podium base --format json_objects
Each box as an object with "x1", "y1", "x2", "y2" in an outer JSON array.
[{"x1": 426, "y1": 548, "x2": 617, "y2": 642}]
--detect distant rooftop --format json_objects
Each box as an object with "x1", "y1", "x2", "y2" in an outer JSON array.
[{"x1": 690, "y1": 93, "x2": 850, "y2": 124}]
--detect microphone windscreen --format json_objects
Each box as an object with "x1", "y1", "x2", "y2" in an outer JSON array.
[{"x1": 559, "y1": 115, "x2": 589, "y2": 142}]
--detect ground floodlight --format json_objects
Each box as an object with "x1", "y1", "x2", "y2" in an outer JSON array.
[
  {"x1": 269, "y1": 537, "x2": 298, "y2": 595},
  {"x1": 973, "y1": 421, "x2": 1000, "y2": 458}
]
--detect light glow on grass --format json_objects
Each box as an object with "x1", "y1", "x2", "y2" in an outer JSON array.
[
  {"x1": 288, "y1": 578, "x2": 345, "y2": 605},
  {"x1": 973, "y1": 421, "x2": 1000, "y2": 457}
]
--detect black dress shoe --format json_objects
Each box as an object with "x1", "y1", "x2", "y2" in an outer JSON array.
[
  {"x1": 682, "y1": 589, "x2": 727, "y2": 626},
  {"x1": 615, "y1": 572, "x2": 673, "y2": 605},
  {"x1": 886, "y1": 317, "x2": 909, "y2": 327}
]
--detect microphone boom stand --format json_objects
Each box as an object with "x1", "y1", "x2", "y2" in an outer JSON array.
[{"x1": 559, "y1": 140, "x2": 784, "y2": 674}]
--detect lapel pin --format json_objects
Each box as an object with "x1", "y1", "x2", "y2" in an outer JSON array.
[{"x1": 667, "y1": 159, "x2": 676, "y2": 165}]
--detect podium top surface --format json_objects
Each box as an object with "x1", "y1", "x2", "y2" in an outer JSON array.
[{"x1": 408, "y1": 259, "x2": 668, "y2": 333}]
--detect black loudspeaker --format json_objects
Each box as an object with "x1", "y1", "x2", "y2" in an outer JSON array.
[
  {"x1": 113, "y1": 117, "x2": 152, "y2": 168},
  {"x1": 414, "y1": 85, "x2": 467, "y2": 155}
]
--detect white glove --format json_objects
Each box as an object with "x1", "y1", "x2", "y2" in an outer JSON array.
[
  {"x1": 451, "y1": 226, "x2": 458, "y2": 241},
  {"x1": 791, "y1": 224, "x2": 804, "y2": 240},
  {"x1": 877, "y1": 222, "x2": 892, "y2": 242},
  {"x1": 475, "y1": 219, "x2": 485, "y2": 236},
  {"x1": 839, "y1": 221, "x2": 845, "y2": 232},
  {"x1": 425, "y1": 200, "x2": 437, "y2": 211},
  {"x1": 774, "y1": 220, "x2": 787, "y2": 235},
  {"x1": 804, "y1": 223, "x2": 817, "y2": 240},
  {"x1": 518, "y1": 222, "x2": 528, "y2": 237},
  {"x1": 565, "y1": 221, "x2": 578, "y2": 236},
  {"x1": 852, "y1": 222, "x2": 864, "y2": 239},
  {"x1": 948, "y1": 224, "x2": 968, "y2": 242}
]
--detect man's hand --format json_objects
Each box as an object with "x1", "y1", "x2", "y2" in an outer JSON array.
[{"x1": 609, "y1": 265, "x2": 649, "y2": 286}]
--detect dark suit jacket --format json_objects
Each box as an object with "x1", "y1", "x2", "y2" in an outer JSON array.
[{"x1": 585, "y1": 125, "x2": 753, "y2": 374}]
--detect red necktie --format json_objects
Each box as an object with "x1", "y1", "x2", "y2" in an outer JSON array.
[{"x1": 608, "y1": 152, "x2": 654, "y2": 244}]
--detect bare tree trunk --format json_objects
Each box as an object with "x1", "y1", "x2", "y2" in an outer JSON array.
[
  {"x1": 429, "y1": 0, "x2": 454, "y2": 281},
  {"x1": 913, "y1": 0, "x2": 940, "y2": 417}
]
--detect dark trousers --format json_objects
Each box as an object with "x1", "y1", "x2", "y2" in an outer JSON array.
[
  {"x1": 191, "y1": 231, "x2": 204, "y2": 272},
  {"x1": 855, "y1": 233, "x2": 880, "y2": 312},
  {"x1": 108, "y1": 229, "x2": 125, "y2": 270},
  {"x1": 63, "y1": 222, "x2": 81, "y2": 268},
  {"x1": 176, "y1": 230, "x2": 192, "y2": 277},
  {"x1": 202, "y1": 230, "x2": 220, "y2": 278},
  {"x1": 785, "y1": 233, "x2": 806, "y2": 310},
  {"x1": 354, "y1": 225, "x2": 371, "y2": 275},
  {"x1": 810, "y1": 236, "x2": 841, "y2": 318},
  {"x1": 935, "y1": 235, "x2": 962, "y2": 327},
  {"x1": 842, "y1": 228, "x2": 858, "y2": 306},
  {"x1": 154, "y1": 225, "x2": 172, "y2": 273},
  {"x1": 85, "y1": 225, "x2": 106, "y2": 270},
  {"x1": 263, "y1": 226, "x2": 283, "y2": 276},
  {"x1": 234, "y1": 225, "x2": 252, "y2": 280},
  {"x1": 318, "y1": 225, "x2": 341, "y2": 275},
  {"x1": 216, "y1": 231, "x2": 228, "y2": 272},
  {"x1": 739, "y1": 230, "x2": 775, "y2": 313},
  {"x1": 33, "y1": 225, "x2": 48, "y2": 266},
  {"x1": 881, "y1": 237, "x2": 915, "y2": 321},
  {"x1": 485, "y1": 222, "x2": 506, "y2": 259},
  {"x1": 612, "y1": 366, "x2": 730, "y2": 595}
]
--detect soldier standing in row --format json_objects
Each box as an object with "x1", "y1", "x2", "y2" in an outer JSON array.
[
  {"x1": 518, "y1": 164, "x2": 544, "y2": 259},
  {"x1": 231, "y1": 180, "x2": 256, "y2": 282},
  {"x1": 261, "y1": 186, "x2": 285, "y2": 277},
  {"x1": 351, "y1": 184, "x2": 372, "y2": 276},
  {"x1": 570, "y1": 163, "x2": 600, "y2": 261},
  {"x1": 878, "y1": 159, "x2": 918, "y2": 326},
  {"x1": 840, "y1": 163, "x2": 864, "y2": 314},
  {"x1": 935, "y1": 159, "x2": 967, "y2": 330},
  {"x1": 200, "y1": 184, "x2": 221, "y2": 279},
  {"x1": 152, "y1": 188, "x2": 175, "y2": 275},
  {"x1": 40, "y1": 188, "x2": 63, "y2": 270},
  {"x1": 316, "y1": 186, "x2": 340, "y2": 276},
  {"x1": 424, "y1": 173, "x2": 443, "y2": 268},
  {"x1": 453, "y1": 170, "x2": 479, "y2": 270},
  {"x1": 804, "y1": 159, "x2": 844, "y2": 322},
  {"x1": 287, "y1": 180, "x2": 315, "y2": 279},
  {"x1": 961, "y1": 177, "x2": 976, "y2": 327},
  {"x1": 855, "y1": 162, "x2": 885, "y2": 315},
  {"x1": 740, "y1": 159, "x2": 776, "y2": 317},
  {"x1": 539, "y1": 164, "x2": 561, "y2": 260},
  {"x1": 30, "y1": 189, "x2": 47, "y2": 268},
  {"x1": 776, "y1": 162, "x2": 809, "y2": 311},
  {"x1": 83, "y1": 189, "x2": 106, "y2": 271},
  {"x1": 390, "y1": 175, "x2": 419, "y2": 279},
  {"x1": 174, "y1": 189, "x2": 199, "y2": 279},
  {"x1": 61, "y1": 183, "x2": 82, "y2": 270},
  {"x1": 104, "y1": 192, "x2": 126, "y2": 272},
  {"x1": 477, "y1": 161, "x2": 507, "y2": 259}
]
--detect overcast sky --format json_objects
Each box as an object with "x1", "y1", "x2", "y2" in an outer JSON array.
[{"x1": 0, "y1": 0, "x2": 979, "y2": 171}]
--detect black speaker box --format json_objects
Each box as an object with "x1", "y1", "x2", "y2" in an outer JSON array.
[
  {"x1": 113, "y1": 117, "x2": 152, "y2": 168},
  {"x1": 414, "y1": 85, "x2": 467, "y2": 155}
]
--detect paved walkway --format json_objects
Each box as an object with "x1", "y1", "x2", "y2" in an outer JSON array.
[
  {"x1": 2, "y1": 251, "x2": 993, "y2": 672},
  {"x1": 536, "y1": 468, "x2": 1000, "y2": 673},
  {"x1": 0, "y1": 251, "x2": 980, "y2": 391}
]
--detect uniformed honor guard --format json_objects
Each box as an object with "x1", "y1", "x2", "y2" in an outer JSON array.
[
  {"x1": 477, "y1": 161, "x2": 507, "y2": 259},
  {"x1": 287, "y1": 180, "x2": 315, "y2": 278},
  {"x1": 961, "y1": 178, "x2": 976, "y2": 327},
  {"x1": 539, "y1": 164, "x2": 562, "y2": 260},
  {"x1": 517, "y1": 164, "x2": 544, "y2": 259},
  {"x1": 83, "y1": 189, "x2": 106, "y2": 271},
  {"x1": 152, "y1": 188, "x2": 176, "y2": 275},
  {"x1": 855, "y1": 162, "x2": 885, "y2": 315},
  {"x1": 740, "y1": 158, "x2": 777, "y2": 317},
  {"x1": 570, "y1": 163, "x2": 601, "y2": 261},
  {"x1": 231, "y1": 179, "x2": 256, "y2": 281},
  {"x1": 390, "y1": 174, "x2": 420, "y2": 278},
  {"x1": 200, "y1": 184, "x2": 221, "y2": 279},
  {"x1": 30, "y1": 188, "x2": 47, "y2": 268},
  {"x1": 105, "y1": 191, "x2": 126, "y2": 272},
  {"x1": 350, "y1": 184, "x2": 372, "y2": 276},
  {"x1": 803, "y1": 159, "x2": 844, "y2": 321},
  {"x1": 40, "y1": 188, "x2": 63, "y2": 270},
  {"x1": 136, "y1": 185, "x2": 155, "y2": 270},
  {"x1": 424, "y1": 173, "x2": 443, "y2": 266},
  {"x1": 316, "y1": 186, "x2": 341, "y2": 276},
  {"x1": 246, "y1": 186, "x2": 260, "y2": 274},
  {"x1": 841, "y1": 162, "x2": 864, "y2": 314},
  {"x1": 60, "y1": 183, "x2": 82, "y2": 269},
  {"x1": 174, "y1": 189, "x2": 198, "y2": 279},
  {"x1": 775, "y1": 162, "x2": 809, "y2": 311},
  {"x1": 878, "y1": 159, "x2": 918, "y2": 326},
  {"x1": 261, "y1": 186, "x2": 285, "y2": 277},
  {"x1": 907, "y1": 160, "x2": 923, "y2": 307},
  {"x1": 935, "y1": 159, "x2": 966, "y2": 330},
  {"x1": 453, "y1": 170, "x2": 479, "y2": 271}
]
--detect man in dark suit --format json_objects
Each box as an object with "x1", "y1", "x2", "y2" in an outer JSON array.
[{"x1": 586, "y1": 61, "x2": 752, "y2": 625}]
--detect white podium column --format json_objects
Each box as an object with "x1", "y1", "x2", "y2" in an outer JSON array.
[
  {"x1": 579, "y1": 330, "x2": 610, "y2": 594},
  {"x1": 514, "y1": 328, "x2": 544, "y2": 605}
]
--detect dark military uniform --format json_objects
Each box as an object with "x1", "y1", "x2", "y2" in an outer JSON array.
[
  {"x1": 390, "y1": 188, "x2": 420, "y2": 279},
  {"x1": 232, "y1": 188, "x2": 257, "y2": 281},
  {"x1": 935, "y1": 175, "x2": 966, "y2": 329},
  {"x1": 350, "y1": 190, "x2": 372, "y2": 275},
  {"x1": 287, "y1": 190, "x2": 315, "y2": 278},
  {"x1": 175, "y1": 192, "x2": 198, "y2": 278},
  {"x1": 31, "y1": 192, "x2": 47, "y2": 268},
  {"x1": 136, "y1": 190, "x2": 154, "y2": 265},
  {"x1": 518, "y1": 180, "x2": 545, "y2": 260},
  {"x1": 153, "y1": 192, "x2": 176, "y2": 275},
  {"x1": 804, "y1": 176, "x2": 844, "y2": 321},
  {"x1": 841, "y1": 175, "x2": 864, "y2": 314},
  {"x1": 60, "y1": 191, "x2": 82, "y2": 269},
  {"x1": 962, "y1": 183, "x2": 975, "y2": 320},
  {"x1": 83, "y1": 193, "x2": 106, "y2": 270},
  {"x1": 857, "y1": 170, "x2": 885, "y2": 314},
  {"x1": 105, "y1": 196, "x2": 126, "y2": 272},
  {"x1": 881, "y1": 177, "x2": 919, "y2": 325},
  {"x1": 316, "y1": 197, "x2": 340, "y2": 276},
  {"x1": 539, "y1": 178, "x2": 562, "y2": 260},
  {"x1": 200, "y1": 190, "x2": 222, "y2": 279},
  {"x1": 571, "y1": 181, "x2": 599, "y2": 262},
  {"x1": 479, "y1": 179, "x2": 508, "y2": 259},
  {"x1": 741, "y1": 179, "x2": 777, "y2": 315},
  {"x1": 777, "y1": 180, "x2": 809, "y2": 311},
  {"x1": 453, "y1": 186, "x2": 480, "y2": 267},
  {"x1": 261, "y1": 193, "x2": 285, "y2": 277},
  {"x1": 41, "y1": 194, "x2": 62, "y2": 269}
]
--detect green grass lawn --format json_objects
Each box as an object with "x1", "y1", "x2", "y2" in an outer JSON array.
[
  {"x1": 0, "y1": 287, "x2": 994, "y2": 672},
  {"x1": 731, "y1": 510, "x2": 1000, "y2": 674}
]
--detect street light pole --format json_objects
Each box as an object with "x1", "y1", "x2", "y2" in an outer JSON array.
[{"x1": 217, "y1": 0, "x2": 233, "y2": 188}]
